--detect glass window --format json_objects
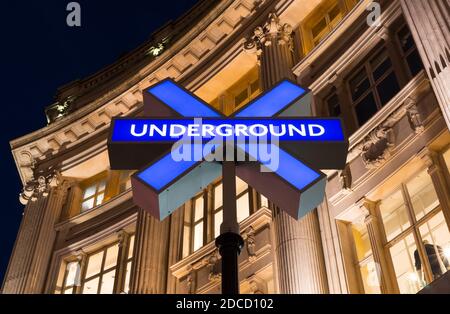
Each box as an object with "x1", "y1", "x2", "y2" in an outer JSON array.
[
  {"x1": 193, "y1": 195, "x2": 205, "y2": 252},
  {"x1": 119, "y1": 170, "x2": 135, "y2": 194},
  {"x1": 325, "y1": 92, "x2": 341, "y2": 117},
  {"x1": 81, "y1": 243, "x2": 119, "y2": 294},
  {"x1": 61, "y1": 261, "x2": 81, "y2": 294},
  {"x1": 379, "y1": 167, "x2": 449, "y2": 293},
  {"x1": 81, "y1": 179, "x2": 106, "y2": 212},
  {"x1": 418, "y1": 212, "x2": 450, "y2": 278},
  {"x1": 352, "y1": 223, "x2": 381, "y2": 294},
  {"x1": 57, "y1": 235, "x2": 134, "y2": 294},
  {"x1": 379, "y1": 189, "x2": 410, "y2": 242},
  {"x1": 389, "y1": 234, "x2": 423, "y2": 293},
  {"x1": 347, "y1": 48, "x2": 400, "y2": 127},
  {"x1": 405, "y1": 169, "x2": 439, "y2": 220},
  {"x1": 397, "y1": 24, "x2": 424, "y2": 77},
  {"x1": 310, "y1": 4, "x2": 343, "y2": 46}
]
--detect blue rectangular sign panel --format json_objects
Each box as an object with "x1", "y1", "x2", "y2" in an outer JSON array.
[{"x1": 111, "y1": 118, "x2": 345, "y2": 143}]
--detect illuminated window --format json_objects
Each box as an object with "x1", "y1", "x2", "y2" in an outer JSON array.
[
  {"x1": 233, "y1": 79, "x2": 261, "y2": 109},
  {"x1": 123, "y1": 234, "x2": 135, "y2": 294},
  {"x1": 182, "y1": 177, "x2": 266, "y2": 257},
  {"x1": 118, "y1": 170, "x2": 135, "y2": 194},
  {"x1": 193, "y1": 195, "x2": 205, "y2": 252},
  {"x1": 82, "y1": 243, "x2": 119, "y2": 294},
  {"x1": 61, "y1": 261, "x2": 81, "y2": 294},
  {"x1": 347, "y1": 47, "x2": 400, "y2": 126},
  {"x1": 81, "y1": 179, "x2": 106, "y2": 212},
  {"x1": 396, "y1": 24, "x2": 424, "y2": 78},
  {"x1": 58, "y1": 234, "x2": 135, "y2": 294},
  {"x1": 213, "y1": 178, "x2": 251, "y2": 238},
  {"x1": 379, "y1": 169, "x2": 450, "y2": 293},
  {"x1": 351, "y1": 223, "x2": 381, "y2": 294},
  {"x1": 310, "y1": 4, "x2": 343, "y2": 47}
]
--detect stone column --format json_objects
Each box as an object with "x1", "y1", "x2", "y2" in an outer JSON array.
[
  {"x1": 358, "y1": 198, "x2": 397, "y2": 294},
  {"x1": 400, "y1": 0, "x2": 450, "y2": 129},
  {"x1": 421, "y1": 148, "x2": 450, "y2": 229},
  {"x1": 166, "y1": 208, "x2": 184, "y2": 294},
  {"x1": 129, "y1": 208, "x2": 170, "y2": 294},
  {"x1": 245, "y1": 13, "x2": 328, "y2": 293},
  {"x1": 2, "y1": 173, "x2": 69, "y2": 293}
]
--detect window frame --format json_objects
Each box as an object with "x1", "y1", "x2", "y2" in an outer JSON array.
[
  {"x1": 377, "y1": 168, "x2": 448, "y2": 292},
  {"x1": 346, "y1": 45, "x2": 400, "y2": 127}
]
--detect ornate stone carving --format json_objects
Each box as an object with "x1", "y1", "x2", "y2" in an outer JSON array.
[
  {"x1": 244, "y1": 12, "x2": 293, "y2": 57},
  {"x1": 19, "y1": 170, "x2": 62, "y2": 205},
  {"x1": 359, "y1": 126, "x2": 395, "y2": 169},
  {"x1": 206, "y1": 250, "x2": 221, "y2": 282},
  {"x1": 338, "y1": 163, "x2": 352, "y2": 193},
  {"x1": 244, "y1": 226, "x2": 256, "y2": 262},
  {"x1": 405, "y1": 98, "x2": 424, "y2": 134}
]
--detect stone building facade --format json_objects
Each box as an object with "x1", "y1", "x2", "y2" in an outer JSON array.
[{"x1": 3, "y1": 0, "x2": 450, "y2": 294}]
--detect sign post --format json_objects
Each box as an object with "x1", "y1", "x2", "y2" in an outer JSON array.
[
  {"x1": 216, "y1": 160, "x2": 244, "y2": 294},
  {"x1": 107, "y1": 78, "x2": 348, "y2": 294}
]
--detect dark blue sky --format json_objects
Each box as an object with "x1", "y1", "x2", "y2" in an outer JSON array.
[{"x1": 0, "y1": 0, "x2": 200, "y2": 285}]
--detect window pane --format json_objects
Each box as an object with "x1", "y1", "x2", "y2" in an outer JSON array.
[
  {"x1": 95, "y1": 192, "x2": 104, "y2": 206},
  {"x1": 328, "y1": 4, "x2": 341, "y2": 25},
  {"x1": 81, "y1": 198, "x2": 95, "y2": 211},
  {"x1": 326, "y1": 93, "x2": 341, "y2": 117},
  {"x1": 82, "y1": 277, "x2": 100, "y2": 294},
  {"x1": 312, "y1": 17, "x2": 327, "y2": 39},
  {"x1": 100, "y1": 269, "x2": 116, "y2": 294},
  {"x1": 124, "y1": 261, "x2": 132, "y2": 293},
  {"x1": 85, "y1": 251, "x2": 103, "y2": 278},
  {"x1": 352, "y1": 223, "x2": 372, "y2": 261},
  {"x1": 237, "y1": 193, "x2": 250, "y2": 222},
  {"x1": 419, "y1": 211, "x2": 450, "y2": 279},
  {"x1": 380, "y1": 189, "x2": 410, "y2": 241},
  {"x1": 236, "y1": 177, "x2": 248, "y2": 195},
  {"x1": 406, "y1": 50, "x2": 423, "y2": 77},
  {"x1": 98, "y1": 181, "x2": 106, "y2": 192},
  {"x1": 359, "y1": 258, "x2": 381, "y2": 294},
  {"x1": 350, "y1": 68, "x2": 370, "y2": 101},
  {"x1": 355, "y1": 93, "x2": 377, "y2": 126},
  {"x1": 128, "y1": 235, "x2": 135, "y2": 259},
  {"x1": 372, "y1": 58, "x2": 392, "y2": 82},
  {"x1": 214, "y1": 184, "x2": 223, "y2": 210},
  {"x1": 83, "y1": 185, "x2": 96, "y2": 199},
  {"x1": 214, "y1": 210, "x2": 223, "y2": 238},
  {"x1": 389, "y1": 233, "x2": 424, "y2": 293},
  {"x1": 406, "y1": 169, "x2": 439, "y2": 220},
  {"x1": 194, "y1": 197, "x2": 204, "y2": 222},
  {"x1": 260, "y1": 194, "x2": 269, "y2": 208},
  {"x1": 182, "y1": 225, "x2": 190, "y2": 258},
  {"x1": 376, "y1": 72, "x2": 400, "y2": 106},
  {"x1": 104, "y1": 244, "x2": 119, "y2": 270},
  {"x1": 442, "y1": 148, "x2": 450, "y2": 174},
  {"x1": 235, "y1": 88, "x2": 248, "y2": 107},
  {"x1": 65, "y1": 262, "x2": 80, "y2": 287},
  {"x1": 193, "y1": 222, "x2": 204, "y2": 251}
]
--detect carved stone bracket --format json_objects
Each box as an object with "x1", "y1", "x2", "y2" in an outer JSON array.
[
  {"x1": 405, "y1": 98, "x2": 424, "y2": 134},
  {"x1": 206, "y1": 249, "x2": 221, "y2": 282},
  {"x1": 243, "y1": 226, "x2": 256, "y2": 263},
  {"x1": 338, "y1": 163, "x2": 353, "y2": 194},
  {"x1": 358, "y1": 126, "x2": 395, "y2": 169}
]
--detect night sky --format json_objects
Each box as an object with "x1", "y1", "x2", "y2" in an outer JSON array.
[{"x1": 0, "y1": 0, "x2": 200, "y2": 285}]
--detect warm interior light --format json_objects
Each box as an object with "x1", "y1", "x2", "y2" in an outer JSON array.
[
  {"x1": 407, "y1": 272, "x2": 419, "y2": 282},
  {"x1": 443, "y1": 246, "x2": 450, "y2": 260}
]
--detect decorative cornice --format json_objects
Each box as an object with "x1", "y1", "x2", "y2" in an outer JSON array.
[{"x1": 10, "y1": 0, "x2": 268, "y2": 186}]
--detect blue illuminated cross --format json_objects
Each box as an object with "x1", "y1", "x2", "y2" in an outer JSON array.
[{"x1": 108, "y1": 79, "x2": 348, "y2": 221}]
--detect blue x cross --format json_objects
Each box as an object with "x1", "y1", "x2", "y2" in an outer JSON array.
[{"x1": 108, "y1": 79, "x2": 348, "y2": 221}]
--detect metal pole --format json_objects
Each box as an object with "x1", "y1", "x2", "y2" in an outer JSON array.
[{"x1": 215, "y1": 160, "x2": 244, "y2": 294}]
